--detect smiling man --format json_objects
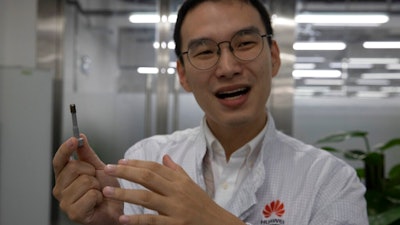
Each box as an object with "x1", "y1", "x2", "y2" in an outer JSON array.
[{"x1": 52, "y1": 1, "x2": 368, "y2": 225}]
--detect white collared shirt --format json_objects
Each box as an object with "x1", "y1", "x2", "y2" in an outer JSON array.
[
  {"x1": 121, "y1": 113, "x2": 368, "y2": 225},
  {"x1": 203, "y1": 118, "x2": 266, "y2": 208}
]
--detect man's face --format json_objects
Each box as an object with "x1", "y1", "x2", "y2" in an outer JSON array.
[{"x1": 177, "y1": 1, "x2": 280, "y2": 132}]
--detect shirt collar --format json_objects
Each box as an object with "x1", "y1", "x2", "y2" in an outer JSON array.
[{"x1": 201, "y1": 117, "x2": 267, "y2": 168}]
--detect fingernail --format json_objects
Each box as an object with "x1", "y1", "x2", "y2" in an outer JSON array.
[
  {"x1": 67, "y1": 138, "x2": 74, "y2": 149},
  {"x1": 118, "y1": 159, "x2": 128, "y2": 165},
  {"x1": 119, "y1": 215, "x2": 129, "y2": 224},
  {"x1": 104, "y1": 164, "x2": 117, "y2": 173},
  {"x1": 103, "y1": 186, "x2": 115, "y2": 197}
]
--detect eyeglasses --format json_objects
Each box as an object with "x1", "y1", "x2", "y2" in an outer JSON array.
[{"x1": 181, "y1": 30, "x2": 272, "y2": 70}]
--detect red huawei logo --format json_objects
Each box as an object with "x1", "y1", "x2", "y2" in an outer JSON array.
[{"x1": 263, "y1": 200, "x2": 285, "y2": 218}]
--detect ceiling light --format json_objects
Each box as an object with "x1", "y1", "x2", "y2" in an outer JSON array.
[
  {"x1": 167, "y1": 68, "x2": 176, "y2": 75},
  {"x1": 153, "y1": 41, "x2": 175, "y2": 50},
  {"x1": 322, "y1": 91, "x2": 347, "y2": 97},
  {"x1": 296, "y1": 56, "x2": 325, "y2": 63},
  {"x1": 294, "y1": 63, "x2": 316, "y2": 70},
  {"x1": 271, "y1": 14, "x2": 296, "y2": 27},
  {"x1": 169, "y1": 62, "x2": 177, "y2": 68},
  {"x1": 137, "y1": 67, "x2": 177, "y2": 75},
  {"x1": 293, "y1": 42, "x2": 346, "y2": 50},
  {"x1": 361, "y1": 73, "x2": 400, "y2": 79},
  {"x1": 137, "y1": 67, "x2": 159, "y2": 74},
  {"x1": 363, "y1": 41, "x2": 400, "y2": 49},
  {"x1": 355, "y1": 91, "x2": 388, "y2": 98},
  {"x1": 297, "y1": 86, "x2": 331, "y2": 91},
  {"x1": 292, "y1": 70, "x2": 342, "y2": 78},
  {"x1": 381, "y1": 86, "x2": 400, "y2": 93},
  {"x1": 295, "y1": 90, "x2": 315, "y2": 96},
  {"x1": 295, "y1": 13, "x2": 389, "y2": 26},
  {"x1": 129, "y1": 14, "x2": 160, "y2": 23},
  {"x1": 348, "y1": 58, "x2": 399, "y2": 65},
  {"x1": 386, "y1": 64, "x2": 400, "y2": 70},
  {"x1": 304, "y1": 79, "x2": 344, "y2": 85},
  {"x1": 356, "y1": 79, "x2": 390, "y2": 85},
  {"x1": 129, "y1": 14, "x2": 177, "y2": 24},
  {"x1": 329, "y1": 62, "x2": 373, "y2": 69},
  {"x1": 280, "y1": 53, "x2": 296, "y2": 62}
]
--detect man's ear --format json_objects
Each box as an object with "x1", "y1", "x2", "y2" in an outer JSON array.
[
  {"x1": 177, "y1": 60, "x2": 192, "y2": 92},
  {"x1": 270, "y1": 40, "x2": 281, "y2": 77}
]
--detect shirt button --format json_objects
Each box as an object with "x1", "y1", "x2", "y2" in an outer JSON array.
[{"x1": 222, "y1": 182, "x2": 229, "y2": 190}]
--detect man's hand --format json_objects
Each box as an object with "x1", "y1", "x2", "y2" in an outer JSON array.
[
  {"x1": 103, "y1": 155, "x2": 245, "y2": 225},
  {"x1": 52, "y1": 134, "x2": 123, "y2": 225}
]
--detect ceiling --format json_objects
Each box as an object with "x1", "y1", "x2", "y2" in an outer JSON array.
[
  {"x1": 70, "y1": 0, "x2": 400, "y2": 98},
  {"x1": 294, "y1": 0, "x2": 400, "y2": 98}
]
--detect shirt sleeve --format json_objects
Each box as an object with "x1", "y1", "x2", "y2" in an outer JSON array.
[{"x1": 309, "y1": 163, "x2": 368, "y2": 225}]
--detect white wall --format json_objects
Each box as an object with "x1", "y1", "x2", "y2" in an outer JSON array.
[
  {"x1": 0, "y1": 0, "x2": 37, "y2": 68},
  {"x1": 0, "y1": 1, "x2": 52, "y2": 225},
  {"x1": 0, "y1": 68, "x2": 52, "y2": 225},
  {"x1": 293, "y1": 97, "x2": 400, "y2": 175}
]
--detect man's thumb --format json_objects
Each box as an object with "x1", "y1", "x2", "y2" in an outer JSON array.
[
  {"x1": 162, "y1": 154, "x2": 188, "y2": 175},
  {"x1": 76, "y1": 134, "x2": 105, "y2": 170}
]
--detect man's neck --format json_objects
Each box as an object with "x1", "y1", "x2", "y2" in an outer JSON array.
[{"x1": 206, "y1": 115, "x2": 268, "y2": 160}]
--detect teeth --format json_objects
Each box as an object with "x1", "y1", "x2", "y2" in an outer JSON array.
[
  {"x1": 219, "y1": 88, "x2": 247, "y2": 95},
  {"x1": 216, "y1": 87, "x2": 249, "y2": 99}
]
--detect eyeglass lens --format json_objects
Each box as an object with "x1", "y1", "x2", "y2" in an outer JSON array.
[{"x1": 186, "y1": 31, "x2": 265, "y2": 70}]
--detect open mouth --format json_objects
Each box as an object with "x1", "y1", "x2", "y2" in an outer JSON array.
[{"x1": 215, "y1": 87, "x2": 250, "y2": 99}]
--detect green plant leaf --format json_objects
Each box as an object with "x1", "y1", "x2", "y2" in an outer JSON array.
[
  {"x1": 389, "y1": 164, "x2": 400, "y2": 182},
  {"x1": 369, "y1": 206, "x2": 400, "y2": 225},
  {"x1": 316, "y1": 130, "x2": 368, "y2": 144},
  {"x1": 376, "y1": 138, "x2": 400, "y2": 152},
  {"x1": 364, "y1": 152, "x2": 384, "y2": 166},
  {"x1": 344, "y1": 149, "x2": 366, "y2": 160},
  {"x1": 366, "y1": 190, "x2": 392, "y2": 215},
  {"x1": 320, "y1": 146, "x2": 340, "y2": 152},
  {"x1": 385, "y1": 185, "x2": 400, "y2": 200},
  {"x1": 356, "y1": 168, "x2": 365, "y2": 179}
]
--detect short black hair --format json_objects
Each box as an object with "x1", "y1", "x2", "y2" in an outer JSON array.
[{"x1": 173, "y1": 0, "x2": 274, "y2": 63}]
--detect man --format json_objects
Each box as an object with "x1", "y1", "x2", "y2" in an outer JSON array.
[{"x1": 52, "y1": 0, "x2": 368, "y2": 224}]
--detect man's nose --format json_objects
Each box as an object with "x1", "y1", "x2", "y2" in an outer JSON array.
[{"x1": 215, "y1": 43, "x2": 241, "y2": 78}]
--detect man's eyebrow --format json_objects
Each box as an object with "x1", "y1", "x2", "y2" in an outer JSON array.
[
  {"x1": 184, "y1": 26, "x2": 263, "y2": 50},
  {"x1": 235, "y1": 26, "x2": 261, "y2": 35},
  {"x1": 186, "y1": 37, "x2": 212, "y2": 50}
]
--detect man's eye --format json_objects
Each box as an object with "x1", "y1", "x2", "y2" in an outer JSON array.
[
  {"x1": 236, "y1": 41, "x2": 257, "y2": 49},
  {"x1": 192, "y1": 49, "x2": 215, "y2": 58}
]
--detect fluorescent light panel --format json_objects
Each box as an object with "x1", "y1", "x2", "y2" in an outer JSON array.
[
  {"x1": 293, "y1": 42, "x2": 346, "y2": 50},
  {"x1": 386, "y1": 64, "x2": 400, "y2": 70},
  {"x1": 271, "y1": 15, "x2": 296, "y2": 27},
  {"x1": 295, "y1": 13, "x2": 389, "y2": 26},
  {"x1": 348, "y1": 58, "x2": 399, "y2": 65},
  {"x1": 361, "y1": 73, "x2": 400, "y2": 79},
  {"x1": 329, "y1": 62, "x2": 373, "y2": 69},
  {"x1": 356, "y1": 79, "x2": 390, "y2": 86},
  {"x1": 137, "y1": 67, "x2": 176, "y2": 75},
  {"x1": 304, "y1": 79, "x2": 344, "y2": 85},
  {"x1": 381, "y1": 86, "x2": 400, "y2": 93},
  {"x1": 292, "y1": 70, "x2": 342, "y2": 78},
  {"x1": 293, "y1": 63, "x2": 316, "y2": 70},
  {"x1": 363, "y1": 41, "x2": 400, "y2": 49},
  {"x1": 296, "y1": 86, "x2": 331, "y2": 91},
  {"x1": 356, "y1": 91, "x2": 388, "y2": 98},
  {"x1": 137, "y1": 67, "x2": 158, "y2": 74},
  {"x1": 129, "y1": 14, "x2": 177, "y2": 23},
  {"x1": 296, "y1": 56, "x2": 325, "y2": 63}
]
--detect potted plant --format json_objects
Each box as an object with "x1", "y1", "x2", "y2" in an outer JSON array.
[{"x1": 316, "y1": 131, "x2": 400, "y2": 225}]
